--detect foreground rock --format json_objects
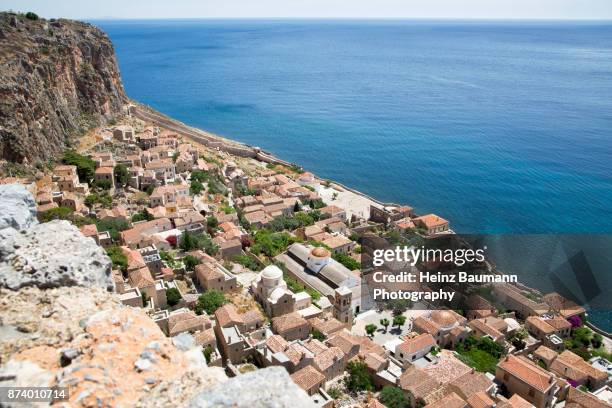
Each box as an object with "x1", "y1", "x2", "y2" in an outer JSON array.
[
  {"x1": 0, "y1": 220, "x2": 114, "y2": 291},
  {"x1": 0, "y1": 184, "x2": 315, "y2": 407},
  {"x1": 189, "y1": 367, "x2": 316, "y2": 408},
  {"x1": 0, "y1": 184, "x2": 37, "y2": 231}
]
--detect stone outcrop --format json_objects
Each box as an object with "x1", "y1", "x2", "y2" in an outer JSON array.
[
  {"x1": 0, "y1": 220, "x2": 114, "y2": 291},
  {"x1": 0, "y1": 184, "x2": 38, "y2": 231},
  {"x1": 0, "y1": 12, "x2": 126, "y2": 163},
  {"x1": 189, "y1": 367, "x2": 317, "y2": 408},
  {"x1": 0, "y1": 184, "x2": 315, "y2": 407}
]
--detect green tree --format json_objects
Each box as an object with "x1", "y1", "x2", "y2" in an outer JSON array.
[
  {"x1": 179, "y1": 231, "x2": 197, "y2": 251},
  {"x1": 393, "y1": 315, "x2": 407, "y2": 329},
  {"x1": 365, "y1": 324, "x2": 378, "y2": 337},
  {"x1": 195, "y1": 290, "x2": 228, "y2": 315},
  {"x1": 94, "y1": 179, "x2": 112, "y2": 190},
  {"x1": 380, "y1": 318, "x2": 390, "y2": 333},
  {"x1": 62, "y1": 150, "x2": 96, "y2": 184},
  {"x1": 190, "y1": 179, "x2": 204, "y2": 195},
  {"x1": 114, "y1": 164, "x2": 129, "y2": 187},
  {"x1": 183, "y1": 255, "x2": 201, "y2": 272},
  {"x1": 344, "y1": 361, "x2": 372, "y2": 392},
  {"x1": 106, "y1": 246, "x2": 127, "y2": 272},
  {"x1": 132, "y1": 209, "x2": 153, "y2": 222},
  {"x1": 379, "y1": 386, "x2": 408, "y2": 408},
  {"x1": 332, "y1": 252, "x2": 360, "y2": 270},
  {"x1": 166, "y1": 288, "x2": 182, "y2": 307},
  {"x1": 25, "y1": 11, "x2": 39, "y2": 20},
  {"x1": 207, "y1": 216, "x2": 219, "y2": 230}
]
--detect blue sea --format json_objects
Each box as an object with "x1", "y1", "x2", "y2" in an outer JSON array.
[{"x1": 94, "y1": 20, "x2": 612, "y2": 329}]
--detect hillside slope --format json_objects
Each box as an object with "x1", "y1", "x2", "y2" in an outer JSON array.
[{"x1": 0, "y1": 12, "x2": 126, "y2": 163}]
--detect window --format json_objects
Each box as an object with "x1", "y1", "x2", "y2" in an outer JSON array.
[
  {"x1": 504, "y1": 373, "x2": 509, "y2": 381},
  {"x1": 528, "y1": 389, "x2": 535, "y2": 397}
]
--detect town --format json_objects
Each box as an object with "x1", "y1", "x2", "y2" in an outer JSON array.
[{"x1": 4, "y1": 109, "x2": 611, "y2": 408}]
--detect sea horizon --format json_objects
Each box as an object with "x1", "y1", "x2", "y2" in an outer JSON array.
[{"x1": 95, "y1": 19, "x2": 612, "y2": 329}]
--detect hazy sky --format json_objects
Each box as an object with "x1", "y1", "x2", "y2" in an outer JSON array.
[{"x1": 2, "y1": 0, "x2": 612, "y2": 20}]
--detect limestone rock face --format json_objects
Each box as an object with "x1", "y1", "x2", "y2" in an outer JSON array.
[
  {"x1": 188, "y1": 366, "x2": 317, "y2": 408},
  {"x1": 0, "y1": 184, "x2": 38, "y2": 231},
  {"x1": 0, "y1": 12, "x2": 126, "y2": 163},
  {"x1": 0, "y1": 220, "x2": 114, "y2": 291}
]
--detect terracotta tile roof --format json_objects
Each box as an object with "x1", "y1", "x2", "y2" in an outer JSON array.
[
  {"x1": 265, "y1": 335, "x2": 288, "y2": 354},
  {"x1": 424, "y1": 350, "x2": 472, "y2": 385},
  {"x1": 128, "y1": 267, "x2": 155, "y2": 288},
  {"x1": 364, "y1": 352, "x2": 388, "y2": 372},
  {"x1": 425, "y1": 392, "x2": 468, "y2": 408},
  {"x1": 466, "y1": 391, "x2": 495, "y2": 408},
  {"x1": 497, "y1": 355, "x2": 555, "y2": 393},
  {"x1": 366, "y1": 399, "x2": 387, "y2": 408},
  {"x1": 214, "y1": 304, "x2": 244, "y2": 328},
  {"x1": 272, "y1": 312, "x2": 309, "y2": 334},
  {"x1": 327, "y1": 330, "x2": 360, "y2": 355},
  {"x1": 526, "y1": 316, "x2": 557, "y2": 335},
  {"x1": 448, "y1": 370, "x2": 494, "y2": 399},
  {"x1": 396, "y1": 333, "x2": 436, "y2": 355},
  {"x1": 399, "y1": 366, "x2": 441, "y2": 400},
  {"x1": 193, "y1": 328, "x2": 217, "y2": 347},
  {"x1": 550, "y1": 350, "x2": 608, "y2": 383},
  {"x1": 534, "y1": 345, "x2": 559, "y2": 362},
  {"x1": 168, "y1": 310, "x2": 210, "y2": 337},
  {"x1": 303, "y1": 339, "x2": 328, "y2": 355},
  {"x1": 566, "y1": 387, "x2": 611, "y2": 408},
  {"x1": 195, "y1": 264, "x2": 224, "y2": 281},
  {"x1": 290, "y1": 365, "x2": 325, "y2": 392},
  {"x1": 469, "y1": 318, "x2": 504, "y2": 339},
  {"x1": 284, "y1": 343, "x2": 307, "y2": 365},
  {"x1": 414, "y1": 213, "x2": 449, "y2": 229},
  {"x1": 310, "y1": 316, "x2": 345, "y2": 336},
  {"x1": 413, "y1": 316, "x2": 441, "y2": 335},
  {"x1": 507, "y1": 394, "x2": 534, "y2": 408},
  {"x1": 313, "y1": 346, "x2": 344, "y2": 372}
]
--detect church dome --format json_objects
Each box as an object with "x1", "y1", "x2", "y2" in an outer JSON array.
[
  {"x1": 261, "y1": 265, "x2": 283, "y2": 281},
  {"x1": 310, "y1": 247, "x2": 331, "y2": 258},
  {"x1": 431, "y1": 310, "x2": 457, "y2": 329}
]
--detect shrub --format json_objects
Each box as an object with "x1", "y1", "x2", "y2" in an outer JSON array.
[
  {"x1": 25, "y1": 12, "x2": 39, "y2": 20},
  {"x1": 106, "y1": 246, "x2": 127, "y2": 272},
  {"x1": 203, "y1": 345, "x2": 213, "y2": 364},
  {"x1": 344, "y1": 361, "x2": 372, "y2": 392},
  {"x1": 39, "y1": 206, "x2": 73, "y2": 222},
  {"x1": 166, "y1": 288, "x2": 182, "y2": 306},
  {"x1": 132, "y1": 209, "x2": 153, "y2": 222},
  {"x1": 195, "y1": 290, "x2": 227, "y2": 315},
  {"x1": 332, "y1": 252, "x2": 360, "y2": 270},
  {"x1": 365, "y1": 324, "x2": 377, "y2": 336},
  {"x1": 232, "y1": 254, "x2": 261, "y2": 271},
  {"x1": 379, "y1": 386, "x2": 408, "y2": 408}
]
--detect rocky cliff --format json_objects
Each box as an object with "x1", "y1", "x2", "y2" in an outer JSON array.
[
  {"x1": 0, "y1": 184, "x2": 314, "y2": 408},
  {"x1": 0, "y1": 12, "x2": 126, "y2": 164}
]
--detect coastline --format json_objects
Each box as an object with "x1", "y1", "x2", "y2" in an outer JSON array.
[{"x1": 129, "y1": 100, "x2": 611, "y2": 337}]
